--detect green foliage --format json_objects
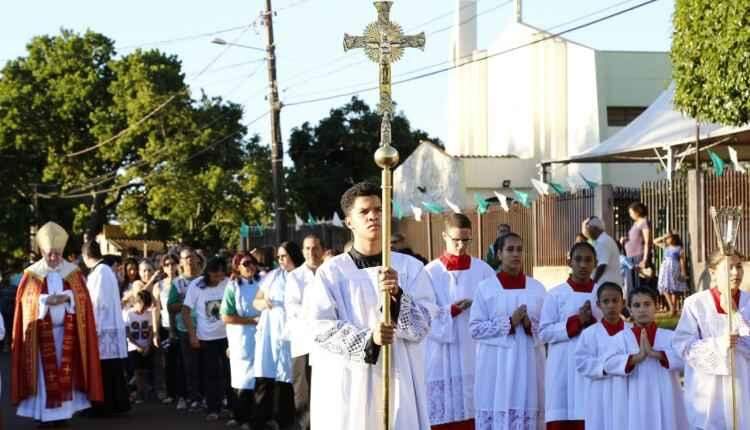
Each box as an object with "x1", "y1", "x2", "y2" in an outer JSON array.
[
  {"x1": 286, "y1": 97, "x2": 440, "y2": 218},
  {"x1": 672, "y1": 0, "x2": 750, "y2": 125},
  {"x1": 0, "y1": 29, "x2": 272, "y2": 258}
]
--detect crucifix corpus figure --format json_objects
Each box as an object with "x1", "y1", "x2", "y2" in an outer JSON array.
[{"x1": 303, "y1": 2, "x2": 434, "y2": 430}]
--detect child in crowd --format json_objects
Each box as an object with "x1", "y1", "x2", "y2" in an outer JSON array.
[
  {"x1": 574, "y1": 282, "x2": 629, "y2": 430},
  {"x1": 540, "y1": 242, "x2": 601, "y2": 430},
  {"x1": 604, "y1": 286, "x2": 687, "y2": 429},
  {"x1": 124, "y1": 290, "x2": 155, "y2": 404},
  {"x1": 655, "y1": 233, "x2": 687, "y2": 316}
]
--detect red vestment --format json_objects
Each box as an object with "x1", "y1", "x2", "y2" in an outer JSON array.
[{"x1": 11, "y1": 264, "x2": 103, "y2": 406}]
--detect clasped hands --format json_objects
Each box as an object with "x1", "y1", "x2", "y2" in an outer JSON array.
[
  {"x1": 373, "y1": 268, "x2": 401, "y2": 346},
  {"x1": 511, "y1": 304, "x2": 532, "y2": 332},
  {"x1": 629, "y1": 329, "x2": 664, "y2": 366},
  {"x1": 46, "y1": 293, "x2": 71, "y2": 306}
]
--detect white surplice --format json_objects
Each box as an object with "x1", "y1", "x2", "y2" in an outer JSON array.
[
  {"x1": 86, "y1": 262, "x2": 128, "y2": 360},
  {"x1": 604, "y1": 327, "x2": 687, "y2": 430},
  {"x1": 423, "y1": 257, "x2": 495, "y2": 426},
  {"x1": 17, "y1": 260, "x2": 91, "y2": 421},
  {"x1": 575, "y1": 321, "x2": 631, "y2": 430},
  {"x1": 285, "y1": 264, "x2": 315, "y2": 359},
  {"x1": 304, "y1": 252, "x2": 436, "y2": 430},
  {"x1": 470, "y1": 276, "x2": 547, "y2": 430},
  {"x1": 539, "y1": 281, "x2": 602, "y2": 423},
  {"x1": 672, "y1": 290, "x2": 750, "y2": 430}
]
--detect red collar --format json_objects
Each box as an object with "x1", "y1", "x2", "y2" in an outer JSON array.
[
  {"x1": 601, "y1": 318, "x2": 625, "y2": 336},
  {"x1": 440, "y1": 253, "x2": 471, "y2": 271},
  {"x1": 497, "y1": 271, "x2": 526, "y2": 289},
  {"x1": 567, "y1": 277, "x2": 594, "y2": 293},
  {"x1": 631, "y1": 322, "x2": 658, "y2": 346},
  {"x1": 710, "y1": 287, "x2": 741, "y2": 315}
]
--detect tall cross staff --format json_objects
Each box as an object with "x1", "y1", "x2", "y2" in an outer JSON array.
[{"x1": 343, "y1": 2, "x2": 425, "y2": 429}]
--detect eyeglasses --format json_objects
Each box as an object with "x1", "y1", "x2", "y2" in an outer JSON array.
[{"x1": 241, "y1": 260, "x2": 255, "y2": 267}]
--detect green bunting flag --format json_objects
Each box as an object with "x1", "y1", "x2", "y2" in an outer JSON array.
[
  {"x1": 549, "y1": 182, "x2": 566, "y2": 195},
  {"x1": 708, "y1": 150, "x2": 725, "y2": 177},
  {"x1": 474, "y1": 193, "x2": 489, "y2": 214},
  {"x1": 393, "y1": 201, "x2": 404, "y2": 219},
  {"x1": 422, "y1": 201, "x2": 444, "y2": 214},
  {"x1": 513, "y1": 189, "x2": 531, "y2": 208},
  {"x1": 580, "y1": 174, "x2": 599, "y2": 190},
  {"x1": 307, "y1": 213, "x2": 316, "y2": 224}
]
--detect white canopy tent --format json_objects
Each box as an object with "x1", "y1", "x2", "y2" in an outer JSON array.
[{"x1": 545, "y1": 82, "x2": 750, "y2": 165}]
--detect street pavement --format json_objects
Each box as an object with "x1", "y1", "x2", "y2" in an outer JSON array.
[{"x1": 0, "y1": 352, "x2": 231, "y2": 430}]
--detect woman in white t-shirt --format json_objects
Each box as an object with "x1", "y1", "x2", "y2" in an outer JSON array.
[{"x1": 182, "y1": 256, "x2": 229, "y2": 422}]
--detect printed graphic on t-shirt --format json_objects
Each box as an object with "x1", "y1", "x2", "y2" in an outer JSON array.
[
  {"x1": 129, "y1": 319, "x2": 151, "y2": 340},
  {"x1": 205, "y1": 299, "x2": 222, "y2": 322}
]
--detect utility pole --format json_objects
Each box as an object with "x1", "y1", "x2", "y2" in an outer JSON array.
[{"x1": 264, "y1": 0, "x2": 287, "y2": 243}]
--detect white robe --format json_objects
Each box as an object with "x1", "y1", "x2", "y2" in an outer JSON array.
[
  {"x1": 575, "y1": 321, "x2": 631, "y2": 430},
  {"x1": 304, "y1": 252, "x2": 436, "y2": 430},
  {"x1": 470, "y1": 276, "x2": 547, "y2": 430},
  {"x1": 17, "y1": 261, "x2": 91, "y2": 421},
  {"x1": 423, "y1": 257, "x2": 495, "y2": 426},
  {"x1": 86, "y1": 262, "x2": 128, "y2": 360},
  {"x1": 604, "y1": 327, "x2": 688, "y2": 430},
  {"x1": 285, "y1": 264, "x2": 315, "y2": 359},
  {"x1": 672, "y1": 290, "x2": 750, "y2": 430},
  {"x1": 539, "y1": 282, "x2": 601, "y2": 422}
]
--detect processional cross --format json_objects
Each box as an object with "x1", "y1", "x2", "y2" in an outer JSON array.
[{"x1": 343, "y1": 2, "x2": 425, "y2": 429}]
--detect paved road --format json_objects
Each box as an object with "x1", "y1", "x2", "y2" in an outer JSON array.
[{"x1": 0, "y1": 352, "x2": 230, "y2": 430}]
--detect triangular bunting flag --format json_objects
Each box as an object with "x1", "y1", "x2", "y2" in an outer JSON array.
[
  {"x1": 493, "y1": 191, "x2": 509, "y2": 212},
  {"x1": 513, "y1": 189, "x2": 531, "y2": 208},
  {"x1": 728, "y1": 147, "x2": 746, "y2": 173},
  {"x1": 530, "y1": 179, "x2": 551, "y2": 196},
  {"x1": 331, "y1": 212, "x2": 344, "y2": 228},
  {"x1": 422, "y1": 201, "x2": 444, "y2": 214},
  {"x1": 295, "y1": 214, "x2": 305, "y2": 230},
  {"x1": 393, "y1": 201, "x2": 404, "y2": 219},
  {"x1": 307, "y1": 213, "x2": 316, "y2": 224},
  {"x1": 549, "y1": 181, "x2": 566, "y2": 195},
  {"x1": 580, "y1": 173, "x2": 598, "y2": 190},
  {"x1": 566, "y1": 176, "x2": 586, "y2": 192},
  {"x1": 474, "y1": 193, "x2": 489, "y2": 214},
  {"x1": 411, "y1": 205, "x2": 423, "y2": 222},
  {"x1": 445, "y1": 197, "x2": 462, "y2": 214},
  {"x1": 708, "y1": 150, "x2": 725, "y2": 176}
]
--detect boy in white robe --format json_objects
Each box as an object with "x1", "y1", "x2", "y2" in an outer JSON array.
[
  {"x1": 604, "y1": 286, "x2": 687, "y2": 430},
  {"x1": 540, "y1": 242, "x2": 601, "y2": 430},
  {"x1": 424, "y1": 213, "x2": 495, "y2": 429},
  {"x1": 574, "y1": 282, "x2": 630, "y2": 430},
  {"x1": 672, "y1": 251, "x2": 750, "y2": 430},
  {"x1": 304, "y1": 182, "x2": 436, "y2": 430}
]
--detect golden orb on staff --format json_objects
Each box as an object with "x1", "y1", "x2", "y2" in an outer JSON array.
[{"x1": 343, "y1": 2, "x2": 425, "y2": 429}]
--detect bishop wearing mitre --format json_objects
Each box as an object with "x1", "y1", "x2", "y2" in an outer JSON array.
[{"x1": 11, "y1": 221, "x2": 103, "y2": 423}]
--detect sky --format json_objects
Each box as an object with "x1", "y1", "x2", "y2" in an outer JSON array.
[{"x1": 1, "y1": 0, "x2": 675, "y2": 157}]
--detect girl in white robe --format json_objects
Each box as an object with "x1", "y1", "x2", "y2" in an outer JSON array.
[
  {"x1": 470, "y1": 233, "x2": 547, "y2": 430},
  {"x1": 604, "y1": 286, "x2": 687, "y2": 430},
  {"x1": 540, "y1": 242, "x2": 602, "y2": 429},
  {"x1": 672, "y1": 250, "x2": 750, "y2": 430},
  {"x1": 574, "y1": 282, "x2": 630, "y2": 430}
]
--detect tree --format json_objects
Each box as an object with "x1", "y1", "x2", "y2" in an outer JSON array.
[
  {"x1": 286, "y1": 97, "x2": 440, "y2": 218},
  {"x1": 673, "y1": 0, "x2": 750, "y2": 125},
  {"x1": 0, "y1": 29, "x2": 272, "y2": 257}
]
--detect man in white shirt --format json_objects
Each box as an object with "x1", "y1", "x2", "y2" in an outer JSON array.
[
  {"x1": 583, "y1": 217, "x2": 623, "y2": 288},
  {"x1": 286, "y1": 234, "x2": 324, "y2": 430}
]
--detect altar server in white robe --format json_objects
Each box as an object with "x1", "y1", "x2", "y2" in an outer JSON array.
[
  {"x1": 304, "y1": 182, "x2": 436, "y2": 430},
  {"x1": 424, "y1": 213, "x2": 495, "y2": 429},
  {"x1": 673, "y1": 250, "x2": 750, "y2": 430},
  {"x1": 539, "y1": 242, "x2": 601, "y2": 430},
  {"x1": 470, "y1": 232, "x2": 547, "y2": 430},
  {"x1": 604, "y1": 286, "x2": 687, "y2": 430},
  {"x1": 574, "y1": 282, "x2": 630, "y2": 430}
]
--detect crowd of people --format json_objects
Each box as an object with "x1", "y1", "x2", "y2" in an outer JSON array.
[{"x1": 4, "y1": 182, "x2": 748, "y2": 430}]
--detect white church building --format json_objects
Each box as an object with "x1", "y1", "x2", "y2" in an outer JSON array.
[{"x1": 395, "y1": 0, "x2": 671, "y2": 209}]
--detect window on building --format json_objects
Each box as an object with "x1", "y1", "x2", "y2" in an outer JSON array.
[{"x1": 607, "y1": 106, "x2": 647, "y2": 127}]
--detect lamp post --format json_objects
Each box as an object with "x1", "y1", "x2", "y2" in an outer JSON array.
[
  {"x1": 709, "y1": 205, "x2": 743, "y2": 430},
  {"x1": 211, "y1": 38, "x2": 266, "y2": 52}
]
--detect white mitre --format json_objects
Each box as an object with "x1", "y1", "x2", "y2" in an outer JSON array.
[{"x1": 27, "y1": 221, "x2": 76, "y2": 278}]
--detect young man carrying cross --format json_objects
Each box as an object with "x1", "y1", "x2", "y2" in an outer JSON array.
[{"x1": 304, "y1": 182, "x2": 436, "y2": 430}]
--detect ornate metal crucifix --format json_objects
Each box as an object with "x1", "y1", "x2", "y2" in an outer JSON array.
[{"x1": 343, "y1": 2, "x2": 425, "y2": 430}]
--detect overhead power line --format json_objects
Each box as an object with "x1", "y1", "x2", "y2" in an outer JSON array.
[
  {"x1": 284, "y1": 0, "x2": 660, "y2": 108},
  {"x1": 118, "y1": 25, "x2": 252, "y2": 51}
]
